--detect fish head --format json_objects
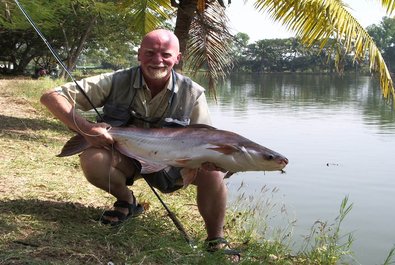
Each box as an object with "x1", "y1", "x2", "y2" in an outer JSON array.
[
  {"x1": 260, "y1": 150, "x2": 288, "y2": 171},
  {"x1": 247, "y1": 146, "x2": 288, "y2": 171}
]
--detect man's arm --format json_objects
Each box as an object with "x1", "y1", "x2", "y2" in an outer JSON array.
[{"x1": 40, "y1": 90, "x2": 113, "y2": 148}]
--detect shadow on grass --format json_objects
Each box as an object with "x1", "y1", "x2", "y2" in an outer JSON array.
[
  {"x1": 0, "y1": 114, "x2": 68, "y2": 141},
  {"x1": 0, "y1": 199, "x2": 207, "y2": 265},
  {"x1": 0, "y1": 114, "x2": 65, "y2": 132}
]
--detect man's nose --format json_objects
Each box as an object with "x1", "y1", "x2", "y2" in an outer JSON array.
[{"x1": 151, "y1": 53, "x2": 163, "y2": 63}]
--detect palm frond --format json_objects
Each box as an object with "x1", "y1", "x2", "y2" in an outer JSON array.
[
  {"x1": 380, "y1": 0, "x2": 395, "y2": 14},
  {"x1": 185, "y1": 0, "x2": 234, "y2": 99},
  {"x1": 118, "y1": 0, "x2": 175, "y2": 35},
  {"x1": 254, "y1": 0, "x2": 395, "y2": 104}
]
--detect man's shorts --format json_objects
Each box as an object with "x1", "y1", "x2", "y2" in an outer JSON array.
[{"x1": 126, "y1": 160, "x2": 184, "y2": 193}]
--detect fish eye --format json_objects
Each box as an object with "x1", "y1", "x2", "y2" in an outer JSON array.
[{"x1": 265, "y1": 154, "x2": 275, "y2": 160}]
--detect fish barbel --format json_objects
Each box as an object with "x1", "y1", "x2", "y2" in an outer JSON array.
[{"x1": 58, "y1": 125, "x2": 288, "y2": 176}]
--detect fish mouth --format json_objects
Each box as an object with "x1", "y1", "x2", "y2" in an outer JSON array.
[{"x1": 275, "y1": 157, "x2": 288, "y2": 171}]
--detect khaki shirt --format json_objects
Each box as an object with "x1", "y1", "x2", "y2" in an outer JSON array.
[{"x1": 55, "y1": 68, "x2": 212, "y2": 126}]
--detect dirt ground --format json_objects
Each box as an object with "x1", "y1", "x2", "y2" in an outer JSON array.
[{"x1": 0, "y1": 79, "x2": 41, "y2": 118}]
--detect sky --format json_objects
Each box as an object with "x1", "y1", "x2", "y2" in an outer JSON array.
[{"x1": 226, "y1": 0, "x2": 391, "y2": 42}]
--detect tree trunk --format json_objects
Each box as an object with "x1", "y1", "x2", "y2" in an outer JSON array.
[
  {"x1": 59, "y1": 15, "x2": 97, "y2": 79},
  {"x1": 69, "y1": 15, "x2": 97, "y2": 70},
  {"x1": 174, "y1": 0, "x2": 197, "y2": 71}
]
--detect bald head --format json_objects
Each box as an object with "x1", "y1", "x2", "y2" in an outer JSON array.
[
  {"x1": 141, "y1": 29, "x2": 180, "y2": 53},
  {"x1": 138, "y1": 29, "x2": 181, "y2": 84}
]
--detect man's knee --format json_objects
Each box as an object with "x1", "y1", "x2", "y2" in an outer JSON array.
[
  {"x1": 79, "y1": 148, "x2": 112, "y2": 183},
  {"x1": 80, "y1": 147, "x2": 139, "y2": 186},
  {"x1": 80, "y1": 148, "x2": 111, "y2": 169}
]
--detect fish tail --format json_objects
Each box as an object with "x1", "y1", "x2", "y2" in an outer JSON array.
[{"x1": 57, "y1": 134, "x2": 90, "y2": 157}]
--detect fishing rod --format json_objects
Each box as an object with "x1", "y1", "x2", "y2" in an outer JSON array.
[
  {"x1": 147, "y1": 183, "x2": 192, "y2": 245},
  {"x1": 13, "y1": 0, "x2": 193, "y2": 245},
  {"x1": 13, "y1": 0, "x2": 102, "y2": 120}
]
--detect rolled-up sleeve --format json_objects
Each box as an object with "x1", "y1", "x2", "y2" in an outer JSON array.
[{"x1": 190, "y1": 92, "x2": 212, "y2": 125}]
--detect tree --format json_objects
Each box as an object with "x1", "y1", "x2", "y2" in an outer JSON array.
[
  {"x1": 0, "y1": 1, "x2": 61, "y2": 74},
  {"x1": 1, "y1": 0, "x2": 143, "y2": 76},
  {"x1": 367, "y1": 16, "x2": 395, "y2": 73},
  {"x1": 230, "y1": 37, "x2": 344, "y2": 73},
  {"x1": 230, "y1": 32, "x2": 251, "y2": 72}
]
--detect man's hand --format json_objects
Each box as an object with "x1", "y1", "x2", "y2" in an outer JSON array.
[
  {"x1": 200, "y1": 162, "x2": 227, "y2": 172},
  {"x1": 82, "y1": 122, "x2": 114, "y2": 149},
  {"x1": 180, "y1": 162, "x2": 228, "y2": 188},
  {"x1": 180, "y1": 168, "x2": 198, "y2": 188}
]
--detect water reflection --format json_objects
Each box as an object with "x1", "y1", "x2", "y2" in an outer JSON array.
[{"x1": 200, "y1": 73, "x2": 395, "y2": 134}]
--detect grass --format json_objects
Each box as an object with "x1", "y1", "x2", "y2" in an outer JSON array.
[{"x1": 1, "y1": 77, "x2": 393, "y2": 264}]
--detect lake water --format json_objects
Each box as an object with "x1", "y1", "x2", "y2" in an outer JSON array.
[{"x1": 203, "y1": 73, "x2": 395, "y2": 265}]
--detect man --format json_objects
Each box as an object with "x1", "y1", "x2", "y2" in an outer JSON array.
[{"x1": 41, "y1": 29, "x2": 238, "y2": 258}]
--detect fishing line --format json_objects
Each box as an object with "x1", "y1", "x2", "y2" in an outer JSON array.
[
  {"x1": 14, "y1": 0, "x2": 105, "y2": 138},
  {"x1": 69, "y1": 88, "x2": 111, "y2": 137},
  {"x1": 13, "y1": 0, "x2": 103, "y2": 121},
  {"x1": 14, "y1": 0, "x2": 193, "y2": 245},
  {"x1": 98, "y1": 143, "x2": 116, "y2": 222}
]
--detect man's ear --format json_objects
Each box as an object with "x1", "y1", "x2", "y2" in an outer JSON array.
[
  {"x1": 176, "y1": 53, "x2": 182, "y2": 64},
  {"x1": 137, "y1": 48, "x2": 141, "y2": 61}
]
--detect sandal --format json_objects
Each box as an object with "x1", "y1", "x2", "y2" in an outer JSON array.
[
  {"x1": 100, "y1": 196, "x2": 144, "y2": 226},
  {"x1": 205, "y1": 237, "x2": 241, "y2": 262}
]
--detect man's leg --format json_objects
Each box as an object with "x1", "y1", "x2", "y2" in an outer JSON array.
[
  {"x1": 79, "y1": 147, "x2": 138, "y2": 223},
  {"x1": 193, "y1": 169, "x2": 227, "y2": 239},
  {"x1": 194, "y1": 170, "x2": 241, "y2": 261}
]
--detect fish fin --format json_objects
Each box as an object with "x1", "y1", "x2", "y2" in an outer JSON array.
[
  {"x1": 224, "y1": 171, "x2": 234, "y2": 179},
  {"x1": 57, "y1": 134, "x2": 90, "y2": 157},
  {"x1": 175, "y1": 158, "x2": 193, "y2": 165},
  {"x1": 180, "y1": 168, "x2": 198, "y2": 188},
  {"x1": 207, "y1": 144, "x2": 242, "y2": 155}
]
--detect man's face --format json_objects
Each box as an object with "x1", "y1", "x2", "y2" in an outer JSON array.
[{"x1": 138, "y1": 31, "x2": 181, "y2": 82}]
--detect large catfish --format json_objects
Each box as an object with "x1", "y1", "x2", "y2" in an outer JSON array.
[{"x1": 58, "y1": 125, "x2": 288, "y2": 184}]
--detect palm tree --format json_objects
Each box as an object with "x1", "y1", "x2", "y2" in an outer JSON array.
[{"x1": 167, "y1": 0, "x2": 395, "y2": 104}]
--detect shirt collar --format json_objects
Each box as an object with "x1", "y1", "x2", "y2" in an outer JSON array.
[{"x1": 133, "y1": 66, "x2": 178, "y2": 93}]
